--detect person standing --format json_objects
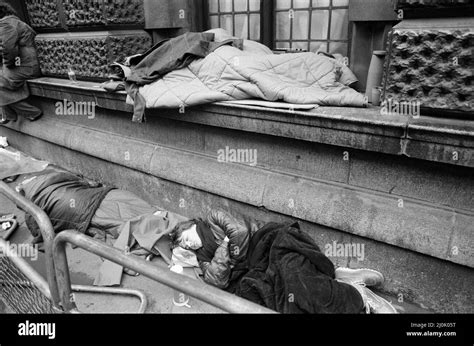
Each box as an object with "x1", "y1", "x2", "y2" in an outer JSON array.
[{"x1": 0, "y1": 1, "x2": 42, "y2": 124}]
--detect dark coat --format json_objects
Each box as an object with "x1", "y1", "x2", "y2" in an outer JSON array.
[{"x1": 0, "y1": 15, "x2": 41, "y2": 106}]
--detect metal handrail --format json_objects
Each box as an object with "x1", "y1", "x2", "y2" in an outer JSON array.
[
  {"x1": 53, "y1": 230, "x2": 276, "y2": 314},
  {"x1": 70, "y1": 285, "x2": 148, "y2": 314},
  {"x1": 0, "y1": 236, "x2": 148, "y2": 313},
  {"x1": 0, "y1": 181, "x2": 61, "y2": 310}
]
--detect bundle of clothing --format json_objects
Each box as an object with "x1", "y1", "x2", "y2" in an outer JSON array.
[
  {"x1": 230, "y1": 222, "x2": 365, "y2": 313},
  {"x1": 109, "y1": 29, "x2": 367, "y2": 123}
]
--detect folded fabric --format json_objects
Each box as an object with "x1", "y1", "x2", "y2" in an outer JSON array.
[
  {"x1": 0, "y1": 148, "x2": 48, "y2": 180},
  {"x1": 94, "y1": 210, "x2": 189, "y2": 286},
  {"x1": 100, "y1": 80, "x2": 125, "y2": 92}
]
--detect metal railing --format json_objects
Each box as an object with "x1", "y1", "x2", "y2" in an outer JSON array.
[
  {"x1": 0, "y1": 181, "x2": 61, "y2": 310},
  {"x1": 1, "y1": 180, "x2": 275, "y2": 314},
  {"x1": 53, "y1": 230, "x2": 276, "y2": 314},
  {"x1": 0, "y1": 235, "x2": 148, "y2": 313}
]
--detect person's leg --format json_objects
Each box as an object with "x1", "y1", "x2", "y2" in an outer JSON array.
[
  {"x1": 0, "y1": 105, "x2": 18, "y2": 124},
  {"x1": 8, "y1": 100, "x2": 42, "y2": 121}
]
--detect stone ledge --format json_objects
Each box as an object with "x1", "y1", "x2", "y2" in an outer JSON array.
[
  {"x1": 27, "y1": 78, "x2": 474, "y2": 167},
  {"x1": 2, "y1": 118, "x2": 473, "y2": 268}
]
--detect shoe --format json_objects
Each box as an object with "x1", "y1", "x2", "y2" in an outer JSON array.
[
  {"x1": 1, "y1": 108, "x2": 17, "y2": 123},
  {"x1": 362, "y1": 286, "x2": 398, "y2": 314},
  {"x1": 335, "y1": 267, "x2": 384, "y2": 287},
  {"x1": 26, "y1": 111, "x2": 43, "y2": 121},
  {"x1": 339, "y1": 279, "x2": 398, "y2": 314},
  {"x1": 0, "y1": 214, "x2": 18, "y2": 240}
]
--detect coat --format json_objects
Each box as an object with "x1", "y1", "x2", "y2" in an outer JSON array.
[{"x1": 0, "y1": 15, "x2": 41, "y2": 107}]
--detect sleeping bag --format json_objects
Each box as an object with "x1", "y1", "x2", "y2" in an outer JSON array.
[{"x1": 19, "y1": 170, "x2": 114, "y2": 241}]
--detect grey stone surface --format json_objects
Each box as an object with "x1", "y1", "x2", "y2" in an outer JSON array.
[
  {"x1": 35, "y1": 99, "x2": 474, "y2": 212},
  {"x1": 1, "y1": 135, "x2": 472, "y2": 313},
  {"x1": 349, "y1": 150, "x2": 474, "y2": 211},
  {"x1": 448, "y1": 212, "x2": 474, "y2": 267}
]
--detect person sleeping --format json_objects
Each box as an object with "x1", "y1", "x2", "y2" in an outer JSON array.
[{"x1": 169, "y1": 209, "x2": 398, "y2": 314}]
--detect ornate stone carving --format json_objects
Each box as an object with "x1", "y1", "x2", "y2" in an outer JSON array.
[
  {"x1": 382, "y1": 19, "x2": 474, "y2": 114},
  {"x1": 35, "y1": 31, "x2": 151, "y2": 80},
  {"x1": 25, "y1": 0, "x2": 145, "y2": 30}
]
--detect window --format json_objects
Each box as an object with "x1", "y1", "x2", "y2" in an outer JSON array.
[
  {"x1": 205, "y1": 0, "x2": 350, "y2": 55},
  {"x1": 207, "y1": 0, "x2": 262, "y2": 41}
]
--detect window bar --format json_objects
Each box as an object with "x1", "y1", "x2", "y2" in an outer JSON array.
[
  {"x1": 308, "y1": 3, "x2": 313, "y2": 52},
  {"x1": 261, "y1": 0, "x2": 273, "y2": 48},
  {"x1": 232, "y1": 0, "x2": 236, "y2": 37},
  {"x1": 327, "y1": 0, "x2": 333, "y2": 53},
  {"x1": 290, "y1": 0, "x2": 294, "y2": 49},
  {"x1": 203, "y1": 0, "x2": 210, "y2": 30},
  {"x1": 247, "y1": 0, "x2": 252, "y2": 40},
  {"x1": 217, "y1": 0, "x2": 221, "y2": 32}
]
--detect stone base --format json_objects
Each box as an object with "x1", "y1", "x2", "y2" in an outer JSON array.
[
  {"x1": 383, "y1": 18, "x2": 474, "y2": 116},
  {"x1": 35, "y1": 31, "x2": 151, "y2": 81}
]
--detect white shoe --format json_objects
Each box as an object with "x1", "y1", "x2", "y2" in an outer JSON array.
[{"x1": 335, "y1": 267, "x2": 384, "y2": 287}]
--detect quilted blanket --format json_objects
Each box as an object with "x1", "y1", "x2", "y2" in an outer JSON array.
[{"x1": 126, "y1": 30, "x2": 367, "y2": 111}]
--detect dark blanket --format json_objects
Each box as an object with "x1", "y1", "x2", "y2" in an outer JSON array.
[{"x1": 233, "y1": 222, "x2": 365, "y2": 314}]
